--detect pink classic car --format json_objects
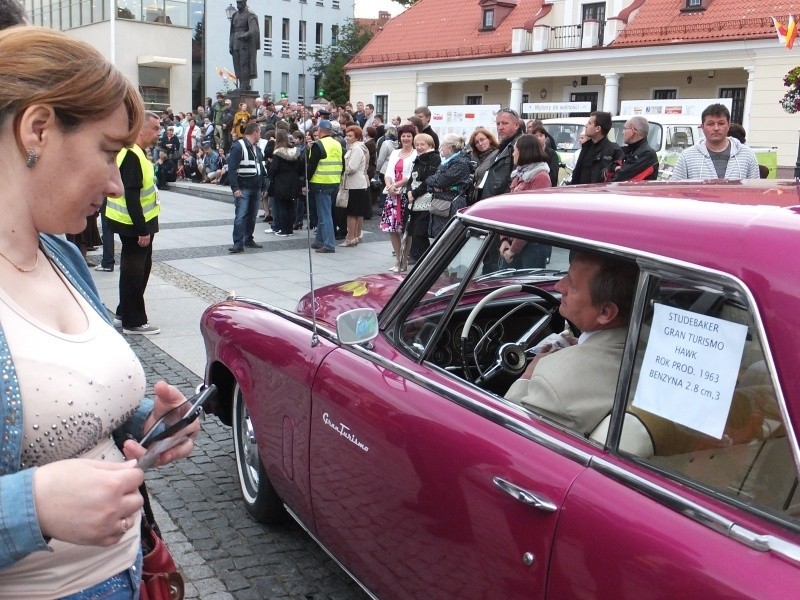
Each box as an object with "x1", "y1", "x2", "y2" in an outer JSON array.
[{"x1": 201, "y1": 180, "x2": 800, "y2": 599}]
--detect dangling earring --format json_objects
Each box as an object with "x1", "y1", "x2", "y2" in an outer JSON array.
[{"x1": 26, "y1": 148, "x2": 39, "y2": 168}]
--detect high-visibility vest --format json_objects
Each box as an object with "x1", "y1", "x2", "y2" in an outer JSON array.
[
  {"x1": 105, "y1": 144, "x2": 160, "y2": 225},
  {"x1": 234, "y1": 139, "x2": 259, "y2": 178},
  {"x1": 309, "y1": 136, "x2": 342, "y2": 185}
]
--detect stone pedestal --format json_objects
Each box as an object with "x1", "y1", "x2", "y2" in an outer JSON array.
[{"x1": 227, "y1": 89, "x2": 260, "y2": 113}]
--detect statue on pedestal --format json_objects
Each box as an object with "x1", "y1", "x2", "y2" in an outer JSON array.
[{"x1": 229, "y1": 0, "x2": 259, "y2": 91}]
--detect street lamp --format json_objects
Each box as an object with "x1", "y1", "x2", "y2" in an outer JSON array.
[{"x1": 225, "y1": 3, "x2": 236, "y2": 20}]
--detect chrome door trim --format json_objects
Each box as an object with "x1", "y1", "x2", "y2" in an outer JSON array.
[
  {"x1": 591, "y1": 456, "x2": 800, "y2": 565},
  {"x1": 284, "y1": 505, "x2": 379, "y2": 600}
]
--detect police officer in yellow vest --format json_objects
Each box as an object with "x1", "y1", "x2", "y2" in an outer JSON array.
[
  {"x1": 307, "y1": 119, "x2": 343, "y2": 253},
  {"x1": 104, "y1": 112, "x2": 162, "y2": 335}
]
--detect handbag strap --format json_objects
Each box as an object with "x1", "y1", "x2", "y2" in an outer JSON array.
[{"x1": 140, "y1": 482, "x2": 162, "y2": 537}]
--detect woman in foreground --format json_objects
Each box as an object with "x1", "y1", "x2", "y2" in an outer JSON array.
[{"x1": 0, "y1": 26, "x2": 198, "y2": 598}]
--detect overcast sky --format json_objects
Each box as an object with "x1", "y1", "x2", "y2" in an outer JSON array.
[{"x1": 354, "y1": 0, "x2": 406, "y2": 18}]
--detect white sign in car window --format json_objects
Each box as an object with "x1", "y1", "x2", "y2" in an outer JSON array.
[{"x1": 632, "y1": 303, "x2": 748, "y2": 439}]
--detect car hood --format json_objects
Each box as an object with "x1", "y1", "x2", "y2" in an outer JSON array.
[{"x1": 296, "y1": 273, "x2": 404, "y2": 325}]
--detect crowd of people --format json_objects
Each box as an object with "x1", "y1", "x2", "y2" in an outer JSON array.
[{"x1": 104, "y1": 83, "x2": 766, "y2": 275}]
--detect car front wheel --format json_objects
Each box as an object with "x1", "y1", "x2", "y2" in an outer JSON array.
[{"x1": 232, "y1": 382, "x2": 287, "y2": 524}]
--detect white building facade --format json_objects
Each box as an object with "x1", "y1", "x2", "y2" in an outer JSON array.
[
  {"x1": 25, "y1": 0, "x2": 198, "y2": 112},
  {"x1": 347, "y1": 0, "x2": 800, "y2": 173},
  {"x1": 205, "y1": 0, "x2": 355, "y2": 103}
]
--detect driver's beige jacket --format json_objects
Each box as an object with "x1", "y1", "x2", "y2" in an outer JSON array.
[{"x1": 505, "y1": 327, "x2": 627, "y2": 435}]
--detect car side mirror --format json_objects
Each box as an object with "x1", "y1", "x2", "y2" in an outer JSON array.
[{"x1": 336, "y1": 308, "x2": 379, "y2": 345}]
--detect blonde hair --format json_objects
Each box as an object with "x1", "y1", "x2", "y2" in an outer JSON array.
[
  {"x1": 0, "y1": 26, "x2": 144, "y2": 156},
  {"x1": 413, "y1": 133, "x2": 434, "y2": 149}
]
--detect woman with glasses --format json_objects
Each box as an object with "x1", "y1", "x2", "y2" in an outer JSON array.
[{"x1": 468, "y1": 127, "x2": 499, "y2": 205}]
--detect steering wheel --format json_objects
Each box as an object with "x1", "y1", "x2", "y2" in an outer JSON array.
[{"x1": 460, "y1": 284, "x2": 562, "y2": 383}]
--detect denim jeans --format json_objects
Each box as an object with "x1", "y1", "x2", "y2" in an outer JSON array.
[
  {"x1": 58, "y1": 546, "x2": 142, "y2": 599},
  {"x1": 116, "y1": 233, "x2": 153, "y2": 328},
  {"x1": 232, "y1": 187, "x2": 261, "y2": 248},
  {"x1": 99, "y1": 200, "x2": 115, "y2": 269},
  {"x1": 311, "y1": 183, "x2": 336, "y2": 250}
]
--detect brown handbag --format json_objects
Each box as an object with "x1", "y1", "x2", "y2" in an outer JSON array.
[{"x1": 139, "y1": 485, "x2": 185, "y2": 600}]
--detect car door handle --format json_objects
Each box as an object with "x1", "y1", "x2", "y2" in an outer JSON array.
[{"x1": 493, "y1": 476, "x2": 558, "y2": 513}]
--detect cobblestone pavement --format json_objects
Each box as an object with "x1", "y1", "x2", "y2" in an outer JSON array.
[{"x1": 130, "y1": 333, "x2": 370, "y2": 599}]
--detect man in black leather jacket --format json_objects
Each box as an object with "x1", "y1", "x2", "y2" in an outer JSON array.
[
  {"x1": 478, "y1": 107, "x2": 524, "y2": 272},
  {"x1": 610, "y1": 115, "x2": 659, "y2": 182},
  {"x1": 568, "y1": 111, "x2": 623, "y2": 185}
]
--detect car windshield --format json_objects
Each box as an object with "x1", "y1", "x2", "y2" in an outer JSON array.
[
  {"x1": 425, "y1": 235, "x2": 569, "y2": 303},
  {"x1": 542, "y1": 123, "x2": 585, "y2": 152}
]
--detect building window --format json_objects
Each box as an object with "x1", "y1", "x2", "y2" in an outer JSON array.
[
  {"x1": 653, "y1": 89, "x2": 677, "y2": 100},
  {"x1": 282, "y1": 17, "x2": 290, "y2": 57},
  {"x1": 263, "y1": 15, "x2": 273, "y2": 56},
  {"x1": 719, "y1": 88, "x2": 746, "y2": 125},
  {"x1": 331, "y1": 24, "x2": 339, "y2": 45},
  {"x1": 264, "y1": 71, "x2": 272, "y2": 99},
  {"x1": 482, "y1": 9, "x2": 494, "y2": 29},
  {"x1": 582, "y1": 2, "x2": 606, "y2": 45},
  {"x1": 138, "y1": 66, "x2": 170, "y2": 111},
  {"x1": 332, "y1": 0, "x2": 340, "y2": 8},
  {"x1": 375, "y1": 95, "x2": 388, "y2": 118},
  {"x1": 298, "y1": 19, "x2": 307, "y2": 59},
  {"x1": 314, "y1": 75, "x2": 322, "y2": 98},
  {"x1": 281, "y1": 72, "x2": 289, "y2": 98},
  {"x1": 298, "y1": 74, "x2": 306, "y2": 102},
  {"x1": 316, "y1": 22, "x2": 323, "y2": 49},
  {"x1": 466, "y1": 95, "x2": 483, "y2": 105},
  {"x1": 686, "y1": 0, "x2": 701, "y2": 7}
]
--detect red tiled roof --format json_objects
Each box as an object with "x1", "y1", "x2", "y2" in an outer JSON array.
[
  {"x1": 347, "y1": 0, "x2": 800, "y2": 69},
  {"x1": 347, "y1": 0, "x2": 541, "y2": 69},
  {"x1": 613, "y1": 0, "x2": 800, "y2": 45}
]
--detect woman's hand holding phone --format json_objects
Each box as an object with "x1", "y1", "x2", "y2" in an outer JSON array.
[{"x1": 123, "y1": 381, "x2": 214, "y2": 471}]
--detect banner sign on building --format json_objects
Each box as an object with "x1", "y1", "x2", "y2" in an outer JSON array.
[
  {"x1": 619, "y1": 98, "x2": 733, "y2": 116},
  {"x1": 522, "y1": 102, "x2": 592, "y2": 114},
  {"x1": 429, "y1": 105, "x2": 501, "y2": 138}
]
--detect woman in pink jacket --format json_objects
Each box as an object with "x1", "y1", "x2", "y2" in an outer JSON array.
[{"x1": 500, "y1": 134, "x2": 552, "y2": 268}]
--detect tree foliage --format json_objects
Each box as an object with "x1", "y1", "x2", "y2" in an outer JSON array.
[
  {"x1": 308, "y1": 19, "x2": 373, "y2": 105},
  {"x1": 393, "y1": 0, "x2": 418, "y2": 6}
]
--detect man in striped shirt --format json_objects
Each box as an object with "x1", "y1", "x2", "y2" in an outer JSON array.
[{"x1": 669, "y1": 103, "x2": 759, "y2": 180}]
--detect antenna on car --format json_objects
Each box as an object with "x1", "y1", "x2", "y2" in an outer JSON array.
[{"x1": 298, "y1": 7, "x2": 320, "y2": 348}]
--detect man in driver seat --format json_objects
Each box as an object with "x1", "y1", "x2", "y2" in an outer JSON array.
[{"x1": 505, "y1": 251, "x2": 638, "y2": 435}]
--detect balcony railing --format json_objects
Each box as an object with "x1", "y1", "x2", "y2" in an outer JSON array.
[
  {"x1": 549, "y1": 21, "x2": 605, "y2": 50},
  {"x1": 281, "y1": 39, "x2": 290, "y2": 57},
  {"x1": 263, "y1": 38, "x2": 273, "y2": 56},
  {"x1": 550, "y1": 24, "x2": 582, "y2": 49}
]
